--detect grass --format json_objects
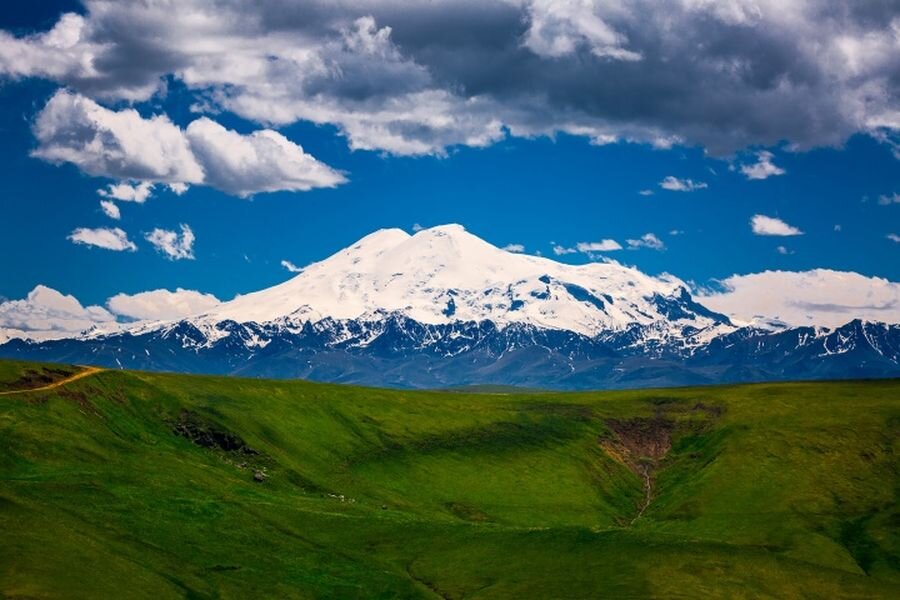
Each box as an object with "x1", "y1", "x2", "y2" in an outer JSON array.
[
  {"x1": 0, "y1": 359, "x2": 77, "y2": 389},
  {"x1": 0, "y1": 360, "x2": 897, "y2": 598}
]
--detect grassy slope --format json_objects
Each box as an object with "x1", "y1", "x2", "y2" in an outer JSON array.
[
  {"x1": 0, "y1": 361, "x2": 897, "y2": 598},
  {"x1": 0, "y1": 359, "x2": 77, "y2": 389}
]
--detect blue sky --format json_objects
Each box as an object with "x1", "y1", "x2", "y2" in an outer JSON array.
[{"x1": 0, "y1": 1, "x2": 897, "y2": 319}]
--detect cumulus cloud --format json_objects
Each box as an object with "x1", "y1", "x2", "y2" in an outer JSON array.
[
  {"x1": 98, "y1": 181, "x2": 154, "y2": 203},
  {"x1": 878, "y1": 192, "x2": 900, "y2": 205},
  {"x1": 502, "y1": 243, "x2": 526, "y2": 253},
  {"x1": 888, "y1": 233, "x2": 900, "y2": 243},
  {"x1": 553, "y1": 239, "x2": 622, "y2": 256},
  {"x1": 185, "y1": 117, "x2": 346, "y2": 196},
  {"x1": 281, "y1": 259, "x2": 303, "y2": 273},
  {"x1": 145, "y1": 224, "x2": 195, "y2": 260},
  {"x1": 0, "y1": 285, "x2": 115, "y2": 341},
  {"x1": 2, "y1": 1, "x2": 898, "y2": 156},
  {"x1": 32, "y1": 90, "x2": 345, "y2": 197},
  {"x1": 740, "y1": 151, "x2": 786, "y2": 180},
  {"x1": 552, "y1": 244, "x2": 577, "y2": 255},
  {"x1": 626, "y1": 233, "x2": 664, "y2": 250},
  {"x1": 168, "y1": 182, "x2": 190, "y2": 195},
  {"x1": 33, "y1": 91, "x2": 203, "y2": 183},
  {"x1": 0, "y1": 13, "x2": 157, "y2": 101},
  {"x1": 750, "y1": 214, "x2": 803, "y2": 236},
  {"x1": 68, "y1": 226, "x2": 137, "y2": 251},
  {"x1": 106, "y1": 288, "x2": 221, "y2": 321},
  {"x1": 523, "y1": 0, "x2": 642, "y2": 61},
  {"x1": 0, "y1": 285, "x2": 223, "y2": 341},
  {"x1": 99, "y1": 200, "x2": 120, "y2": 220},
  {"x1": 659, "y1": 176, "x2": 707, "y2": 192},
  {"x1": 696, "y1": 270, "x2": 900, "y2": 328},
  {"x1": 576, "y1": 240, "x2": 622, "y2": 252}
]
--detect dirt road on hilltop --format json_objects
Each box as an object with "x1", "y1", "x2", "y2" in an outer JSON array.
[{"x1": 0, "y1": 366, "x2": 104, "y2": 396}]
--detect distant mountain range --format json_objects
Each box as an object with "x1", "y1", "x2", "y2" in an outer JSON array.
[{"x1": 2, "y1": 225, "x2": 898, "y2": 389}]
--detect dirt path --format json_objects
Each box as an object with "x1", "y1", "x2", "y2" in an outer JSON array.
[{"x1": 0, "y1": 366, "x2": 104, "y2": 396}]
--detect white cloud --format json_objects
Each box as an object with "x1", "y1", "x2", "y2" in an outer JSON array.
[
  {"x1": 32, "y1": 90, "x2": 344, "y2": 197},
  {"x1": 696, "y1": 269, "x2": 900, "y2": 328},
  {"x1": 3, "y1": 2, "x2": 899, "y2": 157},
  {"x1": 554, "y1": 239, "x2": 625, "y2": 256},
  {"x1": 878, "y1": 192, "x2": 899, "y2": 205},
  {"x1": 145, "y1": 224, "x2": 195, "y2": 260},
  {"x1": 626, "y1": 233, "x2": 665, "y2": 250},
  {"x1": 0, "y1": 285, "x2": 115, "y2": 341},
  {"x1": 343, "y1": 16, "x2": 401, "y2": 58},
  {"x1": 68, "y1": 226, "x2": 137, "y2": 251},
  {"x1": 184, "y1": 117, "x2": 346, "y2": 197},
  {"x1": 502, "y1": 243, "x2": 526, "y2": 253},
  {"x1": 523, "y1": 0, "x2": 642, "y2": 61},
  {"x1": 834, "y1": 224, "x2": 842, "y2": 232},
  {"x1": 34, "y1": 90, "x2": 203, "y2": 183},
  {"x1": 638, "y1": 189, "x2": 654, "y2": 196},
  {"x1": 888, "y1": 233, "x2": 900, "y2": 243},
  {"x1": 168, "y1": 182, "x2": 190, "y2": 195},
  {"x1": 98, "y1": 181, "x2": 154, "y2": 203},
  {"x1": 106, "y1": 288, "x2": 221, "y2": 321},
  {"x1": 659, "y1": 176, "x2": 707, "y2": 192},
  {"x1": 776, "y1": 245, "x2": 793, "y2": 255},
  {"x1": 281, "y1": 259, "x2": 303, "y2": 273},
  {"x1": 576, "y1": 240, "x2": 622, "y2": 252},
  {"x1": 0, "y1": 285, "x2": 222, "y2": 341},
  {"x1": 869, "y1": 127, "x2": 900, "y2": 160},
  {"x1": 99, "y1": 200, "x2": 120, "y2": 220},
  {"x1": 750, "y1": 214, "x2": 803, "y2": 236},
  {"x1": 740, "y1": 150, "x2": 786, "y2": 180},
  {"x1": 0, "y1": 13, "x2": 156, "y2": 101},
  {"x1": 669, "y1": 229, "x2": 684, "y2": 236}
]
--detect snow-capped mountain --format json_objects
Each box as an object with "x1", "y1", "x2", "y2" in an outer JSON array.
[
  {"x1": 194, "y1": 224, "x2": 730, "y2": 338},
  {"x1": 1, "y1": 225, "x2": 898, "y2": 389}
]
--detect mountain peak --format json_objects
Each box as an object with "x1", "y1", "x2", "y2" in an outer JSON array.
[
  {"x1": 196, "y1": 224, "x2": 728, "y2": 337},
  {"x1": 417, "y1": 223, "x2": 467, "y2": 235},
  {"x1": 408, "y1": 223, "x2": 497, "y2": 252},
  {"x1": 401, "y1": 223, "x2": 502, "y2": 265},
  {"x1": 347, "y1": 227, "x2": 410, "y2": 252}
]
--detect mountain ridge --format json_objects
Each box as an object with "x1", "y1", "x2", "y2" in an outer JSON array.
[
  {"x1": 2, "y1": 312, "x2": 897, "y2": 389},
  {"x1": 1, "y1": 224, "x2": 898, "y2": 388}
]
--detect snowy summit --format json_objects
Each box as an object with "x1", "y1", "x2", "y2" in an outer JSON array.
[{"x1": 200, "y1": 224, "x2": 725, "y2": 338}]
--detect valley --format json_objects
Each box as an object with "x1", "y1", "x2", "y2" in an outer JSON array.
[{"x1": 1, "y1": 359, "x2": 897, "y2": 598}]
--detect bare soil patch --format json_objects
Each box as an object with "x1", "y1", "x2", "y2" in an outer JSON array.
[{"x1": 600, "y1": 416, "x2": 675, "y2": 525}]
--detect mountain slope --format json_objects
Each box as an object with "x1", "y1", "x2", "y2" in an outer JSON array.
[
  {"x1": 1, "y1": 224, "x2": 898, "y2": 388},
  {"x1": 196, "y1": 224, "x2": 729, "y2": 337},
  {"x1": 1, "y1": 361, "x2": 898, "y2": 598},
  {"x1": 3, "y1": 315, "x2": 898, "y2": 389}
]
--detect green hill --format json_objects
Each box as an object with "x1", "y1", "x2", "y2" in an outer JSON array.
[{"x1": 1, "y1": 359, "x2": 897, "y2": 598}]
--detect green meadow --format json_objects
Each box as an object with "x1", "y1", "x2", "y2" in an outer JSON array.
[{"x1": 1, "y1": 359, "x2": 897, "y2": 598}]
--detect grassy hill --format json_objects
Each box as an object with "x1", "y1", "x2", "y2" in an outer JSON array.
[{"x1": 1, "y1": 359, "x2": 897, "y2": 598}]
